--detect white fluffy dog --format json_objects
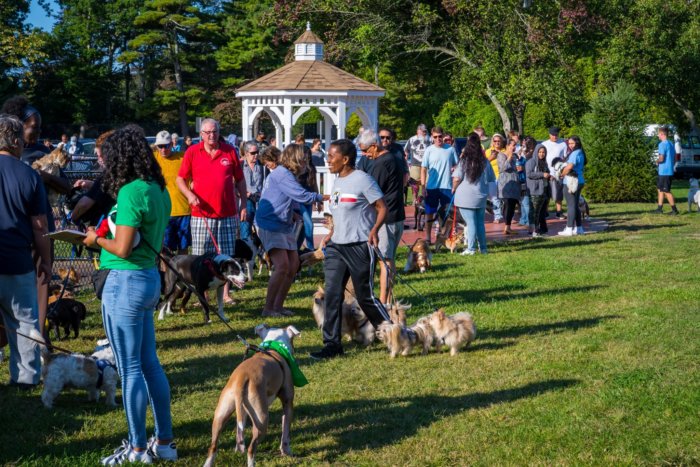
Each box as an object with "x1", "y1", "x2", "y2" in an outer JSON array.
[
  {"x1": 40, "y1": 338, "x2": 119, "y2": 408},
  {"x1": 688, "y1": 178, "x2": 699, "y2": 212}
]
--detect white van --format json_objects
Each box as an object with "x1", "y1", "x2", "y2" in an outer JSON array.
[{"x1": 674, "y1": 133, "x2": 700, "y2": 177}]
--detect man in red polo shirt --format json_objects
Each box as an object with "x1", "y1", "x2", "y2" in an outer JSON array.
[{"x1": 177, "y1": 118, "x2": 247, "y2": 261}]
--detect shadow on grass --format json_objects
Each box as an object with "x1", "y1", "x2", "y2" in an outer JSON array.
[
  {"x1": 605, "y1": 222, "x2": 682, "y2": 233},
  {"x1": 294, "y1": 378, "x2": 579, "y2": 459},
  {"x1": 509, "y1": 237, "x2": 619, "y2": 252},
  {"x1": 422, "y1": 284, "x2": 606, "y2": 307},
  {"x1": 479, "y1": 314, "x2": 621, "y2": 340}
]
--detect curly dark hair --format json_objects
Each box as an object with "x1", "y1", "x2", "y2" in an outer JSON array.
[
  {"x1": 101, "y1": 126, "x2": 166, "y2": 198},
  {"x1": 461, "y1": 132, "x2": 486, "y2": 184},
  {"x1": 1, "y1": 96, "x2": 30, "y2": 119}
]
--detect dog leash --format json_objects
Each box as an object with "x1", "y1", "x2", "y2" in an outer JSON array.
[
  {"x1": 371, "y1": 245, "x2": 438, "y2": 312},
  {"x1": 0, "y1": 324, "x2": 73, "y2": 354},
  {"x1": 201, "y1": 217, "x2": 222, "y2": 255},
  {"x1": 49, "y1": 246, "x2": 78, "y2": 314},
  {"x1": 237, "y1": 334, "x2": 288, "y2": 379}
]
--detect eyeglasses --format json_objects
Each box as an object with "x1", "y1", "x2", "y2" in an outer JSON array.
[
  {"x1": 248, "y1": 151, "x2": 259, "y2": 155},
  {"x1": 201, "y1": 130, "x2": 219, "y2": 135},
  {"x1": 379, "y1": 135, "x2": 392, "y2": 140},
  {"x1": 432, "y1": 134, "x2": 444, "y2": 139},
  {"x1": 157, "y1": 144, "x2": 168, "y2": 149}
]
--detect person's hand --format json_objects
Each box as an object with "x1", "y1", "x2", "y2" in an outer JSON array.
[
  {"x1": 186, "y1": 193, "x2": 200, "y2": 206},
  {"x1": 239, "y1": 207, "x2": 247, "y2": 222},
  {"x1": 37, "y1": 262, "x2": 52, "y2": 285},
  {"x1": 544, "y1": 173, "x2": 550, "y2": 179},
  {"x1": 322, "y1": 194, "x2": 330, "y2": 202},
  {"x1": 73, "y1": 179, "x2": 88, "y2": 189},
  {"x1": 368, "y1": 228, "x2": 379, "y2": 247},
  {"x1": 83, "y1": 227, "x2": 99, "y2": 248},
  {"x1": 320, "y1": 235, "x2": 331, "y2": 250}
]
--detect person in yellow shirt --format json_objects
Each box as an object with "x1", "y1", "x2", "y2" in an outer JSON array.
[
  {"x1": 486, "y1": 133, "x2": 505, "y2": 223},
  {"x1": 153, "y1": 130, "x2": 191, "y2": 254}
]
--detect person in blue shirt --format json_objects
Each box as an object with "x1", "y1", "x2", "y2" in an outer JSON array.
[
  {"x1": 654, "y1": 126, "x2": 679, "y2": 215},
  {"x1": 421, "y1": 126, "x2": 458, "y2": 244},
  {"x1": 558, "y1": 136, "x2": 587, "y2": 236}
]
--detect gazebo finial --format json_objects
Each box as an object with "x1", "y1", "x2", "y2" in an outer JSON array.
[{"x1": 306, "y1": 21, "x2": 311, "y2": 31}]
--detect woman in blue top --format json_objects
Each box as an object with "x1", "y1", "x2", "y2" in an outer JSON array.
[
  {"x1": 452, "y1": 133, "x2": 496, "y2": 255},
  {"x1": 83, "y1": 127, "x2": 177, "y2": 464},
  {"x1": 559, "y1": 135, "x2": 586, "y2": 236},
  {"x1": 255, "y1": 144, "x2": 327, "y2": 317}
]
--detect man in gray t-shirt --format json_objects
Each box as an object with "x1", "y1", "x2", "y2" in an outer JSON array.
[{"x1": 311, "y1": 139, "x2": 391, "y2": 361}]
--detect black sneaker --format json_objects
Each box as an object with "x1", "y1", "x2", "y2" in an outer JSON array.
[
  {"x1": 9, "y1": 381, "x2": 37, "y2": 391},
  {"x1": 668, "y1": 209, "x2": 679, "y2": 215},
  {"x1": 310, "y1": 345, "x2": 344, "y2": 360},
  {"x1": 653, "y1": 207, "x2": 663, "y2": 214}
]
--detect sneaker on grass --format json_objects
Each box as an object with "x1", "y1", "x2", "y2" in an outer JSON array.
[
  {"x1": 310, "y1": 345, "x2": 344, "y2": 361},
  {"x1": 147, "y1": 436, "x2": 178, "y2": 461},
  {"x1": 101, "y1": 440, "x2": 152, "y2": 465}
]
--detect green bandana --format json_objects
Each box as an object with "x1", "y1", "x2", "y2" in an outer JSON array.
[{"x1": 258, "y1": 341, "x2": 309, "y2": 387}]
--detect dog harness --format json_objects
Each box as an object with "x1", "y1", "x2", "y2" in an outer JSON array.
[
  {"x1": 93, "y1": 358, "x2": 117, "y2": 388},
  {"x1": 240, "y1": 338, "x2": 308, "y2": 387}
]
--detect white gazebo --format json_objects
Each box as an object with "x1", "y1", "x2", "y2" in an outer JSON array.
[{"x1": 236, "y1": 23, "x2": 385, "y2": 148}]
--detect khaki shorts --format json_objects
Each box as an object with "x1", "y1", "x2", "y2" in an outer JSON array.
[{"x1": 409, "y1": 165, "x2": 422, "y2": 181}]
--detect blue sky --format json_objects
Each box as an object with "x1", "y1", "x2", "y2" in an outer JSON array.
[{"x1": 27, "y1": 0, "x2": 57, "y2": 31}]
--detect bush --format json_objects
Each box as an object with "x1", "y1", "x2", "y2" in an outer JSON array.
[{"x1": 580, "y1": 81, "x2": 657, "y2": 202}]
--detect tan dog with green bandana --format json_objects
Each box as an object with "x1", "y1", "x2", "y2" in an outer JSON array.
[{"x1": 204, "y1": 324, "x2": 306, "y2": 467}]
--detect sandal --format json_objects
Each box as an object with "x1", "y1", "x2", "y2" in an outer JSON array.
[{"x1": 261, "y1": 310, "x2": 285, "y2": 318}]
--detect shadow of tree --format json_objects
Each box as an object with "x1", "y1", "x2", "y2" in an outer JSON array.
[{"x1": 479, "y1": 315, "x2": 621, "y2": 340}]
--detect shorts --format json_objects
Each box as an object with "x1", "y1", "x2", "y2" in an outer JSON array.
[
  {"x1": 657, "y1": 175, "x2": 673, "y2": 193},
  {"x1": 378, "y1": 221, "x2": 404, "y2": 260},
  {"x1": 257, "y1": 227, "x2": 297, "y2": 252},
  {"x1": 550, "y1": 179, "x2": 564, "y2": 202},
  {"x1": 191, "y1": 216, "x2": 238, "y2": 256},
  {"x1": 163, "y1": 215, "x2": 191, "y2": 252},
  {"x1": 409, "y1": 165, "x2": 422, "y2": 181},
  {"x1": 424, "y1": 188, "x2": 452, "y2": 215}
]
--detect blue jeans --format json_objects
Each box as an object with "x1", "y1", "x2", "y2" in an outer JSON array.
[
  {"x1": 519, "y1": 193, "x2": 531, "y2": 226},
  {"x1": 102, "y1": 268, "x2": 173, "y2": 448},
  {"x1": 459, "y1": 207, "x2": 487, "y2": 253},
  {"x1": 239, "y1": 199, "x2": 257, "y2": 241},
  {"x1": 0, "y1": 271, "x2": 40, "y2": 385},
  {"x1": 490, "y1": 195, "x2": 502, "y2": 221},
  {"x1": 297, "y1": 203, "x2": 314, "y2": 250}
]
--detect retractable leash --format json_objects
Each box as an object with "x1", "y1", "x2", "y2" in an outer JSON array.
[
  {"x1": 139, "y1": 237, "x2": 239, "y2": 335},
  {"x1": 371, "y1": 245, "x2": 438, "y2": 312},
  {"x1": 0, "y1": 324, "x2": 73, "y2": 355}
]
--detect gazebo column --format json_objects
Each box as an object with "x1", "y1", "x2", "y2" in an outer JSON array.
[
  {"x1": 242, "y1": 101, "x2": 251, "y2": 141},
  {"x1": 283, "y1": 98, "x2": 293, "y2": 147},
  {"x1": 336, "y1": 100, "x2": 347, "y2": 140},
  {"x1": 324, "y1": 115, "x2": 333, "y2": 150}
]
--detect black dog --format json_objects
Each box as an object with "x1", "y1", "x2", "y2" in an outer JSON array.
[
  {"x1": 47, "y1": 299, "x2": 87, "y2": 340},
  {"x1": 158, "y1": 248, "x2": 248, "y2": 323},
  {"x1": 414, "y1": 195, "x2": 426, "y2": 231}
]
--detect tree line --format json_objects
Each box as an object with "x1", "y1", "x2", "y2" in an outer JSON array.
[{"x1": 3, "y1": 0, "x2": 698, "y2": 144}]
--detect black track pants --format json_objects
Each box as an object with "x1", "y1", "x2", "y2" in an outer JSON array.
[{"x1": 322, "y1": 241, "x2": 391, "y2": 347}]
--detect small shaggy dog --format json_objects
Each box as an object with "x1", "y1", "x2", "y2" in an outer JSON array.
[
  {"x1": 311, "y1": 286, "x2": 374, "y2": 346},
  {"x1": 428, "y1": 309, "x2": 477, "y2": 356},
  {"x1": 39, "y1": 337, "x2": 119, "y2": 408},
  {"x1": 31, "y1": 143, "x2": 69, "y2": 205},
  {"x1": 404, "y1": 238, "x2": 432, "y2": 273},
  {"x1": 688, "y1": 178, "x2": 699, "y2": 212},
  {"x1": 376, "y1": 309, "x2": 438, "y2": 358},
  {"x1": 579, "y1": 195, "x2": 590, "y2": 219}
]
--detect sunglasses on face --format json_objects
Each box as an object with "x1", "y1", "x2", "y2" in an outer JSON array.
[
  {"x1": 157, "y1": 144, "x2": 168, "y2": 149},
  {"x1": 248, "y1": 151, "x2": 258, "y2": 155},
  {"x1": 433, "y1": 134, "x2": 444, "y2": 139},
  {"x1": 379, "y1": 135, "x2": 392, "y2": 140}
]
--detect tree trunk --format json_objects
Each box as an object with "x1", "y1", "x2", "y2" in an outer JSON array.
[
  {"x1": 513, "y1": 102, "x2": 525, "y2": 136},
  {"x1": 168, "y1": 28, "x2": 189, "y2": 137},
  {"x1": 670, "y1": 92, "x2": 700, "y2": 135},
  {"x1": 486, "y1": 84, "x2": 511, "y2": 134}
]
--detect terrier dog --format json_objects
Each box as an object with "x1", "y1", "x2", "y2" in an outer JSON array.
[
  {"x1": 375, "y1": 307, "x2": 436, "y2": 358},
  {"x1": 299, "y1": 248, "x2": 325, "y2": 269},
  {"x1": 204, "y1": 324, "x2": 302, "y2": 467},
  {"x1": 31, "y1": 143, "x2": 69, "y2": 205},
  {"x1": 404, "y1": 238, "x2": 432, "y2": 273},
  {"x1": 311, "y1": 286, "x2": 374, "y2": 346},
  {"x1": 688, "y1": 178, "x2": 699, "y2": 212},
  {"x1": 428, "y1": 309, "x2": 477, "y2": 356},
  {"x1": 579, "y1": 195, "x2": 590, "y2": 219},
  {"x1": 39, "y1": 335, "x2": 119, "y2": 408},
  {"x1": 57, "y1": 267, "x2": 80, "y2": 288},
  {"x1": 46, "y1": 298, "x2": 87, "y2": 340}
]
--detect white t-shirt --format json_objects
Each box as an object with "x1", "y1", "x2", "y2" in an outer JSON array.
[{"x1": 542, "y1": 139, "x2": 567, "y2": 172}]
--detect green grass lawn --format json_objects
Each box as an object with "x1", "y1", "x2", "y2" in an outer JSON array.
[{"x1": 2, "y1": 184, "x2": 699, "y2": 466}]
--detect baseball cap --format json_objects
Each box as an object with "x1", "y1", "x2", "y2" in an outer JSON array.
[
  {"x1": 548, "y1": 126, "x2": 561, "y2": 136},
  {"x1": 155, "y1": 130, "x2": 171, "y2": 145}
]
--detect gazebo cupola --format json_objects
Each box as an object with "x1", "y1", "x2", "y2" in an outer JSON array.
[{"x1": 294, "y1": 22, "x2": 323, "y2": 61}]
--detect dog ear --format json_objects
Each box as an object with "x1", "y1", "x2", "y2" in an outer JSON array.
[
  {"x1": 286, "y1": 325, "x2": 301, "y2": 339},
  {"x1": 254, "y1": 323, "x2": 270, "y2": 339}
]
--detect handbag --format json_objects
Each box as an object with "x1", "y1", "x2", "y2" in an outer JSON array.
[{"x1": 92, "y1": 268, "x2": 111, "y2": 301}]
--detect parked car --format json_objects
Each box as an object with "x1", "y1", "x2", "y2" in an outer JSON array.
[{"x1": 674, "y1": 132, "x2": 700, "y2": 177}]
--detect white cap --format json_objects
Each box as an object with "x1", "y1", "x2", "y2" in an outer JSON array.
[{"x1": 155, "y1": 130, "x2": 170, "y2": 146}]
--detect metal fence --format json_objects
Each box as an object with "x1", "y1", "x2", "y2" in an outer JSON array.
[{"x1": 51, "y1": 156, "x2": 102, "y2": 291}]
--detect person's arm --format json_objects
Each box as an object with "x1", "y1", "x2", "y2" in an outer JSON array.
[
  {"x1": 176, "y1": 176, "x2": 199, "y2": 207},
  {"x1": 31, "y1": 214, "x2": 51, "y2": 284},
  {"x1": 486, "y1": 148, "x2": 498, "y2": 162},
  {"x1": 73, "y1": 179, "x2": 94, "y2": 190},
  {"x1": 561, "y1": 163, "x2": 575, "y2": 177},
  {"x1": 452, "y1": 176, "x2": 460, "y2": 193},
  {"x1": 235, "y1": 176, "x2": 248, "y2": 221},
  {"x1": 421, "y1": 166, "x2": 427, "y2": 189},
  {"x1": 71, "y1": 196, "x2": 97, "y2": 221},
  {"x1": 39, "y1": 170, "x2": 71, "y2": 194},
  {"x1": 279, "y1": 170, "x2": 324, "y2": 205},
  {"x1": 84, "y1": 224, "x2": 138, "y2": 259},
  {"x1": 368, "y1": 198, "x2": 387, "y2": 247},
  {"x1": 320, "y1": 222, "x2": 334, "y2": 249}
]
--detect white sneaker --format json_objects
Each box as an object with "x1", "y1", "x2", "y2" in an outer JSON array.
[
  {"x1": 147, "y1": 436, "x2": 178, "y2": 461},
  {"x1": 460, "y1": 249, "x2": 476, "y2": 256},
  {"x1": 101, "y1": 440, "x2": 152, "y2": 465},
  {"x1": 557, "y1": 227, "x2": 575, "y2": 237},
  {"x1": 531, "y1": 232, "x2": 541, "y2": 238},
  {"x1": 576, "y1": 227, "x2": 585, "y2": 235}
]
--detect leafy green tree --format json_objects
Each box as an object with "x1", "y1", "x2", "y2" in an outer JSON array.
[
  {"x1": 122, "y1": 0, "x2": 220, "y2": 136},
  {"x1": 580, "y1": 81, "x2": 656, "y2": 202},
  {"x1": 0, "y1": 0, "x2": 46, "y2": 97}
]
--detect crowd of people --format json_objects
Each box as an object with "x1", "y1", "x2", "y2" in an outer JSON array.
[{"x1": 15, "y1": 90, "x2": 694, "y2": 464}]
